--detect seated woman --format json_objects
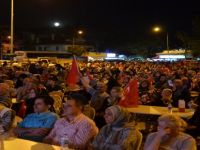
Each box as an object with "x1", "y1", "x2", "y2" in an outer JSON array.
[
  {"x1": 92, "y1": 105, "x2": 142, "y2": 150},
  {"x1": 144, "y1": 114, "x2": 196, "y2": 150},
  {"x1": 0, "y1": 101, "x2": 15, "y2": 133},
  {"x1": 25, "y1": 88, "x2": 38, "y2": 116},
  {"x1": 186, "y1": 96, "x2": 200, "y2": 138},
  {"x1": 0, "y1": 83, "x2": 15, "y2": 133}
]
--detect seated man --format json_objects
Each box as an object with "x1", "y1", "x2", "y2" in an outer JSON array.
[
  {"x1": 107, "y1": 86, "x2": 123, "y2": 106},
  {"x1": 44, "y1": 93, "x2": 98, "y2": 149},
  {"x1": 152, "y1": 88, "x2": 173, "y2": 106},
  {"x1": 81, "y1": 78, "x2": 109, "y2": 128},
  {"x1": 13, "y1": 96, "x2": 58, "y2": 142}
]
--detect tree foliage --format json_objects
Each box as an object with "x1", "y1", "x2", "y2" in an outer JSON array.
[
  {"x1": 176, "y1": 16, "x2": 200, "y2": 56},
  {"x1": 67, "y1": 46, "x2": 87, "y2": 56}
]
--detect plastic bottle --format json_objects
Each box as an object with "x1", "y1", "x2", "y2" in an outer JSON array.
[
  {"x1": 60, "y1": 137, "x2": 69, "y2": 150},
  {"x1": 0, "y1": 135, "x2": 4, "y2": 150},
  {"x1": 178, "y1": 100, "x2": 185, "y2": 112},
  {"x1": 168, "y1": 103, "x2": 173, "y2": 114}
]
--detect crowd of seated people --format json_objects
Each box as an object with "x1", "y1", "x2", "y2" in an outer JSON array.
[{"x1": 0, "y1": 60, "x2": 200, "y2": 149}]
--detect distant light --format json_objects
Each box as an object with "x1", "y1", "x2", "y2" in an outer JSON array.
[
  {"x1": 159, "y1": 55, "x2": 185, "y2": 59},
  {"x1": 54, "y1": 22, "x2": 61, "y2": 27},
  {"x1": 153, "y1": 27, "x2": 161, "y2": 32},
  {"x1": 78, "y1": 30, "x2": 83, "y2": 35},
  {"x1": 7, "y1": 36, "x2": 11, "y2": 39},
  {"x1": 118, "y1": 55, "x2": 126, "y2": 58},
  {"x1": 107, "y1": 53, "x2": 116, "y2": 58}
]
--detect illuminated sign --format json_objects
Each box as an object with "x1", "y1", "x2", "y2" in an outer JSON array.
[
  {"x1": 159, "y1": 55, "x2": 185, "y2": 59},
  {"x1": 107, "y1": 53, "x2": 116, "y2": 58}
]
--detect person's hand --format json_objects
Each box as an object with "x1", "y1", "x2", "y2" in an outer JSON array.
[
  {"x1": 157, "y1": 127, "x2": 171, "y2": 138},
  {"x1": 187, "y1": 125, "x2": 197, "y2": 130},
  {"x1": 32, "y1": 128, "x2": 49, "y2": 136},
  {"x1": 78, "y1": 71, "x2": 83, "y2": 78}
]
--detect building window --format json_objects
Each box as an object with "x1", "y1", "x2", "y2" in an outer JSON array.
[
  {"x1": 56, "y1": 46, "x2": 59, "y2": 51},
  {"x1": 38, "y1": 46, "x2": 42, "y2": 51}
]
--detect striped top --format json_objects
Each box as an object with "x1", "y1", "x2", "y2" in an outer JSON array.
[
  {"x1": 0, "y1": 105, "x2": 15, "y2": 132},
  {"x1": 46, "y1": 113, "x2": 98, "y2": 149}
]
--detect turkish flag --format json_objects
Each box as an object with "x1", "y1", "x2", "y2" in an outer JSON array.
[
  {"x1": 17, "y1": 100, "x2": 27, "y2": 118},
  {"x1": 66, "y1": 56, "x2": 79, "y2": 86},
  {"x1": 118, "y1": 79, "x2": 139, "y2": 107},
  {"x1": 86, "y1": 70, "x2": 93, "y2": 81}
]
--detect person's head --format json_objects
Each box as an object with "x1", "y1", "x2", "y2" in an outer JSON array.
[
  {"x1": 157, "y1": 114, "x2": 187, "y2": 136},
  {"x1": 141, "y1": 94, "x2": 149, "y2": 104},
  {"x1": 47, "y1": 76, "x2": 58, "y2": 86},
  {"x1": 96, "y1": 82, "x2": 107, "y2": 93},
  {"x1": 31, "y1": 75, "x2": 41, "y2": 85},
  {"x1": 63, "y1": 93, "x2": 86, "y2": 117},
  {"x1": 28, "y1": 88, "x2": 38, "y2": 99},
  {"x1": 23, "y1": 77, "x2": 32, "y2": 86},
  {"x1": 0, "y1": 83, "x2": 12, "y2": 107},
  {"x1": 110, "y1": 86, "x2": 123, "y2": 99},
  {"x1": 123, "y1": 76, "x2": 131, "y2": 85},
  {"x1": 161, "y1": 88, "x2": 172, "y2": 101},
  {"x1": 34, "y1": 96, "x2": 54, "y2": 113},
  {"x1": 104, "y1": 105, "x2": 131, "y2": 127},
  {"x1": 141, "y1": 80, "x2": 150, "y2": 88},
  {"x1": 174, "y1": 79, "x2": 183, "y2": 88},
  {"x1": 18, "y1": 73, "x2": 28, "y2": 82},
  {"x1": 160, "y1": 75, "x2": 167, "y2": 82},
  {"x1": 155, "y1": 72, "x2": 161, "y2": 78},
  {"x1": 0, "y1": 83, "x2": 10, "y2": 96},
  {"x1": 181, "y1": 77, "x2": 189, "y2": 85},
  {"x1": 4, "y1": 80, "x2": 14, "y2": 88}
]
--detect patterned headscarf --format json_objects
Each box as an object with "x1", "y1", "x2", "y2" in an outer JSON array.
[{"x1": 106, "y1": 105, "x2": 131, "y2": 128}]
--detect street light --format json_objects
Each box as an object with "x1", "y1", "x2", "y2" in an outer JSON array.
[
  {"x1": 153, "y1": 26, "x2": 169, "y2": 51},
  {"x1": 10, "y1": 0, "x2": 14, "y2": 54},
  {"x1": 73, "y1": 30, "x2": 84, "y2": 48},
  {"x1": 78, "y1": 30, "x2": 83, "y2": 35},
  {"x1": 53, "y1": 22, "x2": 61, "y2": 28},
  {"x1": 153, "y1": 27, "x2": 161, "y2": 32}
]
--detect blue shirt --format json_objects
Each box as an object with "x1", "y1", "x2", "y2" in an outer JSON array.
[{"x1": 18, "y1": 112, "x2": 58, "y2": 129}]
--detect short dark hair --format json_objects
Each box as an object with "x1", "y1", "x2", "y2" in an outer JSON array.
[
  {"x1": 112, "y1": 86, "x2": 123, "y2": 93},
  {"x1": 35, "y1": 95, "x2": 54, "y2": 107},
  {"x1": 66, "y1": 93, "x2": 86, "y2": 106}
]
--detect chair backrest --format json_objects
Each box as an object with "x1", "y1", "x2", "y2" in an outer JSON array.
[
  {"x1": 49, "y1": 91, "x2": 64, "y2": 99},
  {"x1": 49, "y1": 94, "x2": 63, "y2": 114},
  {"x1": 82, "y1": 105, "x2": 96, "y2": 120},
  {"x1": 135, "y1": 130, "x2": 143, "y2": 150},
  {"x1": 12, "y1": 116, "x2": 22, "y2": 128}
]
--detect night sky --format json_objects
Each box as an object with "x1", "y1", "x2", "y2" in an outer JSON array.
[{"x1": 0, "y1": 0, "x2": 200, "y2": 49}]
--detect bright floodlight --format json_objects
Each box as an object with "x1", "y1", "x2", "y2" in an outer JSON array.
[
  {"x1": 54, "y1": 22, "x2": 61, "y2": 27},
  {"x1": 78, "y1": 30, "x2": 83, "y2": 35},
  {"x1": 153, "y1": 27, "x2": 161, "y2": 32}
]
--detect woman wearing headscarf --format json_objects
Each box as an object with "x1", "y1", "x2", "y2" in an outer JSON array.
[{"x1": 92, "y1": 105, "x2": 142, "y2": 150}]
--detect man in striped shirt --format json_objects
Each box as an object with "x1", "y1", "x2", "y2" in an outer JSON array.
[{"x1": 44, "y1": 93, "x2": 98, "y2": 149}]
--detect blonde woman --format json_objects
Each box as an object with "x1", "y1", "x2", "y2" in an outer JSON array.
[{"x1": 144, "y1": 114, "x2": 196, "y2": 150}]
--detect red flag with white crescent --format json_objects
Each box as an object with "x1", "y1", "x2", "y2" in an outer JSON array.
[
  {"x1": 66, "y1": 56, "x2": 80, "y2": 86},
  {"x1": 118, "y1": 79, "x2": 139, "y2": 107}
]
